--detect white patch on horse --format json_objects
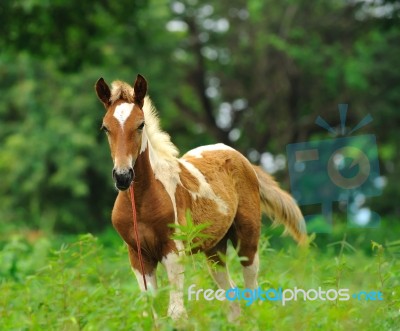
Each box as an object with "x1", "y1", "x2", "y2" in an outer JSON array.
[
  {"x1": 207, "y1": 264, "x2": 241, "y2": 321},
  {"x1": 132, "y1": 267, "x2": 157, "y2": 292},
  {"x1": 208, "y1": 265, "x2": 236, "y2": 290},
  {"x1": 162, "y1": 252, "x2": 187, "y2": 319},
  {"x1": 243, "y1": 252, "x2": 259, "y2": 289},
  {"x1": 185, "y1": 143, "x2": 235, "y2": 158},
  {"x1": 179, "y1": 159, "x2": 229, "y2": 215},
  {"x1": 113, "y1": 103, "x2": 134, "y2": 128},
  {"x1": 147, "y1": 139, "x2": 181, "y2": 223}
]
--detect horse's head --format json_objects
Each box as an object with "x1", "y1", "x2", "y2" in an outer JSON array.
[{"x1": 95, "y1": 74, "x2": 148, "y2": 191}]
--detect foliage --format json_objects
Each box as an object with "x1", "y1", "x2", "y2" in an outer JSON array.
[
  {"x1": 0, "y1": 0, "x2": 179, "y2": 232},
  {"x1": 169, "y1": 210, "x2": 213, "y2": 252},
  {"x1": 1, "y1": 226, "x2": 399, "y2": 330}
]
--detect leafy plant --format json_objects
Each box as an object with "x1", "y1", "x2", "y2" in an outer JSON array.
[{"x1": 169, "y1": 210, "x2": 213, "y2": 267}]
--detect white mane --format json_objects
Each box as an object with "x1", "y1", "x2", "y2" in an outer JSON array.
[
  {"x1": 110, "y1": 80, "x2": 135, "y2": 104},
  {"x1": 142, "y1": 96, "x2": 180, "y2": 160}
]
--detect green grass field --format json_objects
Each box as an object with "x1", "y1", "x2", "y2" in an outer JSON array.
[{"x1": 1, "y1": 219, "x2": 399, "y2": 331}]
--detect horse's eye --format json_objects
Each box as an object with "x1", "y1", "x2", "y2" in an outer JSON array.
[
  {"x1": 100, "y1": 124, "x2": 109, "y2": 133},
  {"x1": 138, "y1": 122, "x2": 145, "y2": 131}
]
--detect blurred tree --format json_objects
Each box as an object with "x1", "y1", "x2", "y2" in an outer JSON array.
[
  {"x1": 167, "y1": 0, "x2": 400, "y2": 213},
  {"x1": 0, "y1": 0, "x2": 399, "y2": 232},
  {"x1": 169, "y1": 0, "x2": 399, "y2": 155},
  {"x1": 0, "y1": 0, "x2": 180, "y2": 231}
]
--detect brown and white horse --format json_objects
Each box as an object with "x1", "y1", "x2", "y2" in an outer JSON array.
[{"x1": 95, "y1": 74, "x2": 306, "y2": 321}]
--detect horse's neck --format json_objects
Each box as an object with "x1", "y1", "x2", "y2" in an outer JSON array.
[
  {"x1": 133, "y1": 142, "x2": 180, "y2": 222},
  {"x1": 133, "y1": 147, "x2": 156, "y2": 193},
  {"x1": 133, "y1": 142, "x2": 180, "y2": 196}
]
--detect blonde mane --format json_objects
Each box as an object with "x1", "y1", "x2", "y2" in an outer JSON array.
[
  {"x1": 142, "y1": 96, "x2": 180, "y2": 160},
  {"x1": 110, "y1": 80, "x2": 179, "y2": 161},
  {"x1": 110, "y1": 80, "x2": 135, "y2": 104}
]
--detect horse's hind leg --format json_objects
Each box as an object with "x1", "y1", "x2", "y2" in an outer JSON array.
[
  {"x1": 205, "y1": 237, "x2": 241, "y2": 322},
  {"x1": 232, "y1": 205, "x2": 261, "y2": 290},
  {"x1": 242, "y1": 250, "x2": 259, "y2": 289}
]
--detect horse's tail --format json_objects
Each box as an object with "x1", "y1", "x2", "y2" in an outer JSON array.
[{"x1": 252, "y1": 165, "x2": 307, "y2": 245}]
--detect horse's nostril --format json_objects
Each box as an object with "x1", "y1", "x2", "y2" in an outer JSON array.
[{"x1": 112, "y1": 167, "x2": 134, "y2": 190}]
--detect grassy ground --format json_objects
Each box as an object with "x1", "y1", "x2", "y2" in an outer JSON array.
[{"x1": 1, "y1": 219, "x2": 399, "y2": 331}]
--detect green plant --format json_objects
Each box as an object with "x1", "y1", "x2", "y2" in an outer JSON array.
[{"x1": 169, "y1": 210, "x2": 213, "y2": 267}]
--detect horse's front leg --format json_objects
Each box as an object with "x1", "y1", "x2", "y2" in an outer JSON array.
[
  {"x1": 161, "y1": 249, "x2": 187, "y2": 320},
  {"x1": 128, "y1": 245, "x2": 158, "y2": 291}
]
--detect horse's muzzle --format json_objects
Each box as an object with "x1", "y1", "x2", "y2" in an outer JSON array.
[{"x1": 113, "y1": 167, "x2": 135, "y2": 191}]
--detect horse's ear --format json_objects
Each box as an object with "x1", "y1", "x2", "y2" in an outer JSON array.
[
  {"x1": 95, "y1": 78, "x2": 111, "y2": 107},
  {"x1": 133, "y1": 74, "x2": 147, "y2": 108}
]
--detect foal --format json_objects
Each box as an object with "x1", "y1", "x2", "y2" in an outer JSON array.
[{"x1": 95, "y1": 74, "x2": 306, "y2": 320}]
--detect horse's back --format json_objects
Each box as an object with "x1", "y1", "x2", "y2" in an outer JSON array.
[
  {"x1": 182, "y1": 143, "x2": 257, "y2": 183},
  {"x1": 180, "y1": 143, "x2": 259, "y2": 212},
  {"x1": 183, "y1": 143, "x2": 235, "y2": 159}
]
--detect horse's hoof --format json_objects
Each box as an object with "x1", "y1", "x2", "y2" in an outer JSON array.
[
  {"x1": 228, "y1": 302, "x2": 241, "y2": 323},
  {"x1": 168, "y1": 306, "x2": 188, "y2": 320}
]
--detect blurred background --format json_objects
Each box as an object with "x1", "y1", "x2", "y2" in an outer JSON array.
[{"x1": 0, "y1": 0, "x2": 399, "y2": 234}]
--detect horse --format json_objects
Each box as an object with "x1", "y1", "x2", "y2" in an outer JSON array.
[{"x1": 95, "y1": 74, "x2": 307, "y2": 321}]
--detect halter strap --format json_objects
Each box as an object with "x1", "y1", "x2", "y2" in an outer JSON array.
[{"x1": 129, "y1": 184, "x2": 148, "y2": 291}]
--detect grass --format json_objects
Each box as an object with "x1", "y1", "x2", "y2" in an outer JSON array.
[{"x1": 0, "y1": 219, "x2": 400, "y2": 331}]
